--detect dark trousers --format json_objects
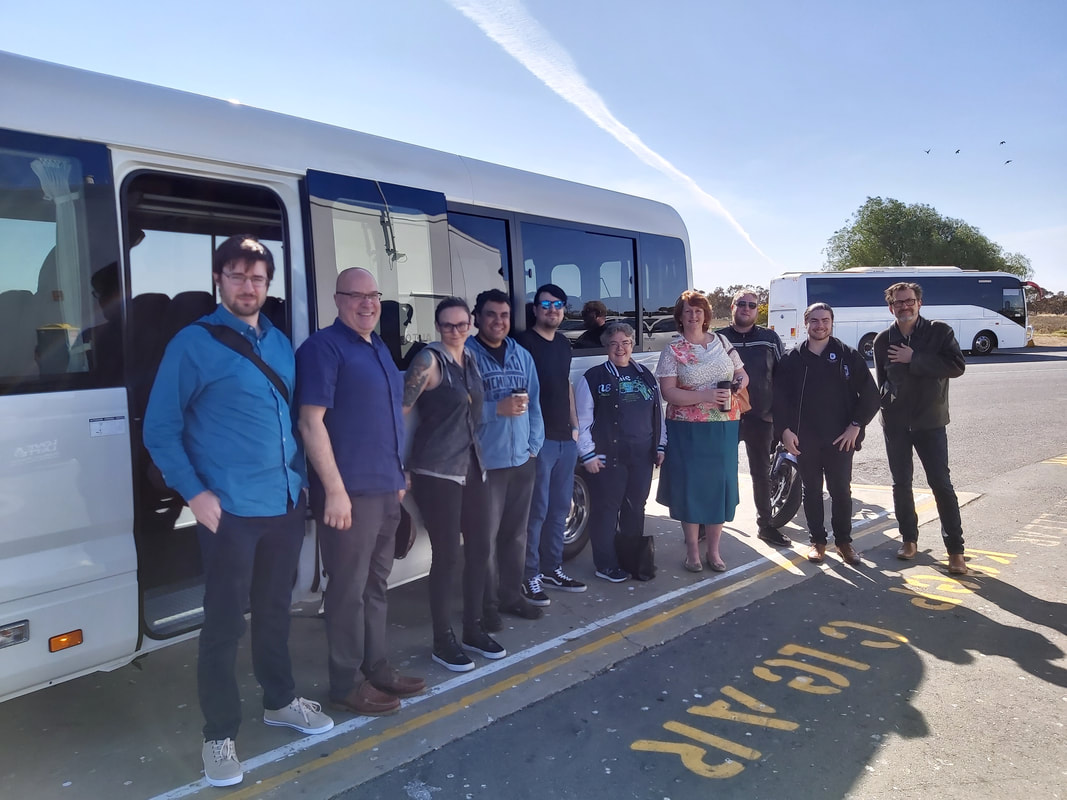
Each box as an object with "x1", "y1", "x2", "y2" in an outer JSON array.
[
  {"x1": 797, "y1": 443, "x2": 854, "y2": 545},
  {"x1": 884, "y1": 426, "x2": 965, "y2": 554},
  {"x1": 317, "y1": 492, "x2": 399, "y2": 701},
  {"x1": 739, "y1": 416, "x2": 775, "y2": 532},
  {"x1": 587, "y1": 441, "x2": 655, "y2": 572},
  {"x1": 464, "y1": 458, "x2": 537, "y2": 612},
  {"x1": 196, "y1": 496, "x2": 305, "y2": 741},
  {"x1": 413, "y1": 465, "x2": 490, "y2": 639}
]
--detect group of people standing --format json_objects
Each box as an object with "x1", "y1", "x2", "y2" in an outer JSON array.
[{"x1": 142, "y1": 233, "x2": 967, "y2": 788}]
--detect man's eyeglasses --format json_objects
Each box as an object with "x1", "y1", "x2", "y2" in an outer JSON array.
[
  {"x1": 222, "y1": 271, "x2": 268, "y2": 288},
  {"x1": 539, "y1": 299, "x2": 566, "y2": 310},
  {"x1": 891, "y1": 298, "x2": 918, "y2": 309},
  {"x1": 438, "y1": 321, "x2": 471, "y2": 334},
  {"x1": 337, "y1": 290, "x2": 383, "y2": 302},
  {"x1": 734, "y1": 300, "x2": 759, "y2": 310}
]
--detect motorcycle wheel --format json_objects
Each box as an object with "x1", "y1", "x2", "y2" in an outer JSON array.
[{"x1": 768, "y1": 459, "x2": 802, "y2": 529}]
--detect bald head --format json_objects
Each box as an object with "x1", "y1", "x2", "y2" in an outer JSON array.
[{"x1": 334, "y1": 267, "x2": 381, "y2": 340}]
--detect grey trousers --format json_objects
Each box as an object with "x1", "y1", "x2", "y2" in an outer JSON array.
[
  {"x1": 317, "y1": 492, "x2": 400, "y2": 700},
  {"x1": 465, "y1": 457, "x2": 537, "y2": 612}
]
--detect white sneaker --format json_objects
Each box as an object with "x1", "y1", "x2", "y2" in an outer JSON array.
[
  {"x1": 263, "y1": 697, "x2": 335, "y2": 735},
  {"x1": 202, "y1": 738, "x2": 242, "y2": 787}
]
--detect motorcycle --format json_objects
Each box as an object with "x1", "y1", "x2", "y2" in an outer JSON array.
[{"x1": 768, "y1": 442, "x2": 802, "y2": 528}]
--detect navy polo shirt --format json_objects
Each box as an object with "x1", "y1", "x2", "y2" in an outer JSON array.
[{"x1": 295, "y1": 319, "x2": 405, "y2": 495}]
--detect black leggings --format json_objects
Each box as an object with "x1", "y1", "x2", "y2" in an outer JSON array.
[{"x1": 413, "y1": 465, "x2": 489, "y2": 640}]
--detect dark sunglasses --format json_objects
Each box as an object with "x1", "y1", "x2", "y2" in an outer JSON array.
[
  {"x1": 734, "y1": 301, "x2": 758, "y2": 310},
  {"x1": 539, "y1": 299, "x2": 566, "y2": 310}
]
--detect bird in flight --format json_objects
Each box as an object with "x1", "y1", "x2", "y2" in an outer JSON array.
[
  {"x1": 924, "y1": 148, "x2": 931, "y2": 154},
  {"x1": 955, "y1": 149, "x2": 961, "y2": 154},
  {"x1": 1000, "y1": 140, "x2": 1007, "y2": 145},
  {"x1": 1005, "y1": 159, "x2": 1013, "y2": 164}
]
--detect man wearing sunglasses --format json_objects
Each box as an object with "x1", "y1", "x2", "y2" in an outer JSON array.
[
  {"x1": 518, "y1": 284, "x2": 587, "y2": 603},
  {"x1": 717, "y1": 289, "x2": 789, "y2": 547},
  {"x1": 873, "y1": 282, "x2": 967, "y2": 574}
]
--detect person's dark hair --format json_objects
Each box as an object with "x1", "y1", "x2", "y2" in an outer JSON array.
[
  {"x1": 212, "y1": 235, "x2": 275, "y2": 281},
  {"x1": 435, "y1": 295, "x2": 471, "y2": 324},
  {"x1": 473, "y1": 288, "x2": 510, "y2": 318},
  {"x1": 885, "y1": 281, "x2": 923, "y2": 303},
  {"x1": 803, "y1": 301, "x2": 835, "y2": 323},
  {"x1": 600, "y1": 321, "x2": 635, "y2": 346},
  {"x1": 582, "y1": 299, "x2": 607, "y2": 319},
  {"x1": 90, "y1": 262, "x2": 120, "y2": 297},
  {"x1": 672, "y1": 290, "x2": 713, "y2": 332},
  {"x1": 534, "y1": 283, "x2": 567, "y2": 305}
]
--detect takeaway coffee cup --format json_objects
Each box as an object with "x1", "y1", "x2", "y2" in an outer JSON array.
[{"x1": 511, "y1": 387, "x2": 528, "y2": 413}]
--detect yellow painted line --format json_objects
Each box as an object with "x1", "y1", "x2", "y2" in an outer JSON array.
[{"x1": 1041, "y1": 454, "x2": 1067, "y2": 465}]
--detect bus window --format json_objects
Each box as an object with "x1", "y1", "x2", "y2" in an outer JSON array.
[
  {"x1": 520, "y1": 222, "x2": 636, "y2": 346},
  {"x1": 0, "y1": 129, "x2": 120, "y2": 390},
  {"x1": 639, "y1": 233, "x2": 688, "y2": 351},
  {"x1": 447, "y1": 212, "x2": 509, "y2": 307},
  {"x1": 304, "y1": 171, "x2": 450, "y2": 369},
  {"x1": 121, "y1": 171, "x2": 288, "y2": 638}
]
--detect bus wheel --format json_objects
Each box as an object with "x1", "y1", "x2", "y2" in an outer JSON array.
[
  {"x1": 859, "y1": 333, "x2": 876, "y2": 361},
  {"x1": 971, "y1": 331, "x2": 996, "y2": 355},
  {"x1": 562, "y1": 470, "x2": 591, "y2": 560}
]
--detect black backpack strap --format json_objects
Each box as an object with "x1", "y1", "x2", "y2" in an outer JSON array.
[{"x1": 194, "y1": 322, "x2": 290, "y2": 404}]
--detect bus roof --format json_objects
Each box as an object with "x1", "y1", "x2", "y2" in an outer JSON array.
[
  {"x1": 0, "y1": 50, "x2": 688, "y2": 243},
  {"x1": 773, "y1": 267, "x2": 1020, "y2": 279}
]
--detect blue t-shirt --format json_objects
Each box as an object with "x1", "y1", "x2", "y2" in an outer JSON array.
[
  {"x1": 295, "y1": 319, "x2": 405, "y2": 495},
  {"x1": 144, "y1": 305, "x2": 305, "y2": 517}
]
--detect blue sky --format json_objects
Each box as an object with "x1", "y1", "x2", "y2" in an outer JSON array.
[{"x1": 3, "y1": 0, "x2": 1064, "y2": 292}]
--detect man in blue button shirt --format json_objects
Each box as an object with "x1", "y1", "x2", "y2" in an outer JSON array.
[
  {"x1": 296, "y1": 267, "x2": 425, "y2": 717},
  {"x1": 145, "y1": 235, "x2": 333, "y2": 788}
]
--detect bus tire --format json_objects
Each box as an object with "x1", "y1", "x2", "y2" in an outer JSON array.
[
  {"x1": 562, "y1": 470, "x2": 591, "y2": 560},
  {"x1": 971, "y1": 330, "x2": 996, "y2": 355},
  {"x1": 859, "y1": 333, "x2": 876, "y2": 361}
]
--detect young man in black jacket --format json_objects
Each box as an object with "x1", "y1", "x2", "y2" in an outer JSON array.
[
  {"x1": 717, "y1": 289, "x2": 789, "y2": 546},
  {"x1": 873, "y1": 281, "x2": 967, "y2": 574},
  {"x1": 772, "y1": 303, "x2": 880, "y2": 565}
]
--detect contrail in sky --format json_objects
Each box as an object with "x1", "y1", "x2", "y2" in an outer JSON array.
[{"x1": 447, "y1": 0, "x2": 772, "y2": 263}]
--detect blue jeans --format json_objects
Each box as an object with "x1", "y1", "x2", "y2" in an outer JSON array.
[
  {"x1": 525, "y1": 438, "x2": 577, "y2": 579},
  {"x1": 884, "y1": 426, "x2": 965, "y2": 554},
  {"x1": 196, "y1": 496, "x2": 305, "y2": 741}
]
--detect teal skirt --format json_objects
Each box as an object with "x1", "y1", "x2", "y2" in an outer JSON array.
[{"x1": 657, "y1": 419, "x2": 740, "y2": 525}]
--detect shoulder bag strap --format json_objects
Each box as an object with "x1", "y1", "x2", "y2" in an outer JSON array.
[{"x1": 194, "y1": 322, "x2": 291, "y2": 405}]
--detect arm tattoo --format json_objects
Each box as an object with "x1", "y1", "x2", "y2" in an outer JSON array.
[{"x1": 403, "y1": 350, "x2": 434, "y2": 409}]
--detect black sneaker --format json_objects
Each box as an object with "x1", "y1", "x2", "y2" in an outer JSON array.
[
  {"x1": 500, "y1": 600, "x2": 543, "y2": 620},
  {"x1": 462, "y1": 629, "x2": 507, "y2": 660},
  {"x1": 521, "y1": 576, "x2": 551, "y2": 606},
  {"x1": 594, "y1": 567, "x2": 630, "y2": 583},
  {"x1": 541, "y1": 567, "x2": 587, "y2": 593},
  {"x1": 758, "y1": 528, "x2": 793, "y2": 547},
  {"x1": 482, "y1": 606, "x2": 503, "y2": 633},
  {"x1": 432, "y1": 631, "x2": 475, "y2": 672}
]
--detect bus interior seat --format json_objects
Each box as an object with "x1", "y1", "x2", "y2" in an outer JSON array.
[
  {"x1": 261, "y1": 295, "x2": 287, "y2": 335},
  {"x1": 0, "y1": 289, "x2": 37, "y2": 378}
]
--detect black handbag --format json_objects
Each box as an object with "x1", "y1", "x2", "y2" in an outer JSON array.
[{"x1": 615, "y1": 533, "x2": 656, "y2": 581}]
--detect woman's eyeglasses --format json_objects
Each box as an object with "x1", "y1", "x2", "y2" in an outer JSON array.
[{"x1": 438, "y1": 321, "x2": 471, "y2": 334}]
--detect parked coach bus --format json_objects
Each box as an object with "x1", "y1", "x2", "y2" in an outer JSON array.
[
  {"x1": 768, "y1": 266, "x2": 1033, "y2": 359},
  {"x1": 0, "y1": 51, "x2": 692, "y2": 702}
]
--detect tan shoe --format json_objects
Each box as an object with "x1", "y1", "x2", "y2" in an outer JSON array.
[
  {"x1": 331, "y1": 682, "x2": 401, "y2": 716},
  {"x1": 896, "y1": 541, "x2": 917, "y2": 560},
  {"x1": 806, "y1": 543, "x2": 826, "y2": 563},
  {"x1": 947, "y1": 553, "x2": 967, "y2": 575},
  {"x1": 836, "y1": 542, "x2": 861, "y2": 566}
]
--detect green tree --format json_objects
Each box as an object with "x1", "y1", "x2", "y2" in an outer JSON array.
[{"x1": 823, "y1": 197, "x2": 1033, "y2": 278}]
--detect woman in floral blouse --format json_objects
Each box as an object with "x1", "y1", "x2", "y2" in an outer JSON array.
[{"x1": 655, "y1": 290, "x2": 748, "y2": 572}]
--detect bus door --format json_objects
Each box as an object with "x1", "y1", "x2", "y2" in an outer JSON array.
[
  {"x1": 113, "y1": 151, "x2": 312, "y2": 640},
  {"x1": 0, "y1": 128, "x2": 134, "y2": 701},
  {"x1": 301, "y1": 170, "x2": 452, "y2": 586}
]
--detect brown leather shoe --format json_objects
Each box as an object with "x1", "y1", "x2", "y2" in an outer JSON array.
[
  {"x1": 836, "y1": 542, "x2": 861, "y2": 566},
  {"x1": 806, "y1": 543, "x2": 826, "y2": 563},
  {"x1": 368, "y1": 666, "x2": 426, "y2": 698},
  {"x1": 332, "y1": 681, "x2": 401, "y2": 716},
  {"x1": 947, "y1": 553, "x2": 967, "y2": 575},
  {"x1": 896, "y1": 541, "x2": 917, "y2": 560}
]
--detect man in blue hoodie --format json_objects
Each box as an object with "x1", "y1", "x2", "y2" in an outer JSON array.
[{"x1": 464, "y1": 289, "x2": 546, "y2": 628}]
